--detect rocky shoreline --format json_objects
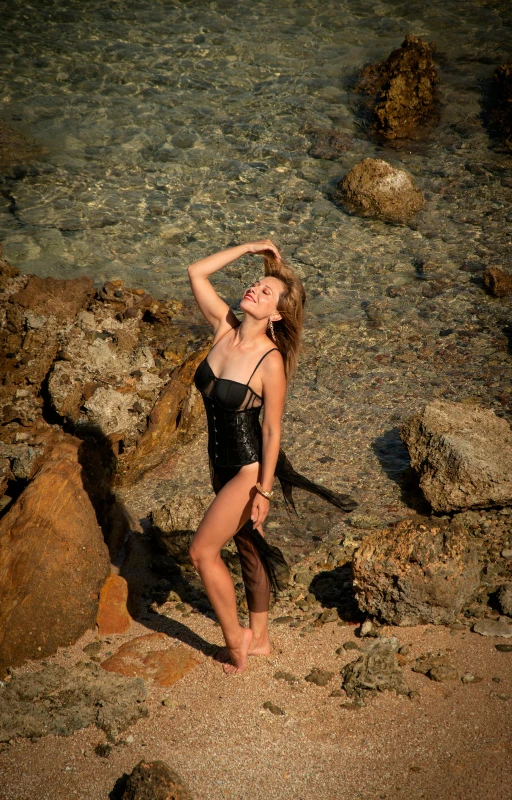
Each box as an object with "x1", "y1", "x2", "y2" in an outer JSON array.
[{"x1": 0, "y1": 25, "x2": 511, "y2": 800}]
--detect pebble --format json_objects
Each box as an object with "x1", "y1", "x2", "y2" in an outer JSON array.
[
  {"x1": 501, "y1": 549, "x2": 512, "y2": 559},
  {"x1": 263, "y1": 701, "x2": 285, "y2": 716},
  {"x1": 272, "y1": 616, "x2": 295, "y2": 625},
  {"x1": 495, "y1": 644, "x2": 512, "y2": 652},
  {"x1": 305, "y1": 668, "x2": 334, "y2": 687},
  {"x1": 274, "y1": 671, "x2": 299, "y2": 684}
]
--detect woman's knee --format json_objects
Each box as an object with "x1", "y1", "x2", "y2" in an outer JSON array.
[{"x1": 189, "y1": 537, "x2": 219, "y2": 569}]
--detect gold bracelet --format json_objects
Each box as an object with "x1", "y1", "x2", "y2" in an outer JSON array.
[{"x1": 256, "y1": 482, "x2": 274, "y2": 500}]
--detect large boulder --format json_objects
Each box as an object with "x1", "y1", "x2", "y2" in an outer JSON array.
[
  {"x1": 352, "y1": 516, "x2": 480, "y2": 625},
  {"x1": 334, "y1": 158, "x2": 425, "y2": 223},
  {"x1": 400, "y1": 400, "x2": 512, "y2": 511},
  {"x1": 0, "y1": 436, "x2": 111, "y2": 677},
  {"x1": 356, "y1": 34, "x2": 439, "y2": 140}
]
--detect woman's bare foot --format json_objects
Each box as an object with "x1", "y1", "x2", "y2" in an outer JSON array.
[
  {"x1": 222, "y1": 627, "x2": 253, "y2": 674},
  {"x1": 215, "y1": 631, "x2": 270, "y2": 663},
  {"x1": 248, "y1": 632, "x2": 271, "y2": 656}
]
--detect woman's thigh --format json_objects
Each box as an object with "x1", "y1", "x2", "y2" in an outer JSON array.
[{"x1": 191, "y1": 462, "x2": 262, "y2": 558}]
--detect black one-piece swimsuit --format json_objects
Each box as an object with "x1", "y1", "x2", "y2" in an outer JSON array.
[{"x1": 193, "y1": 325, "x2": 357, "y2": 612}]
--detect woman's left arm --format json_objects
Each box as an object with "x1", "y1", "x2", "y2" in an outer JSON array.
[{"x1": 251, "y1": 351, "x2": 286, "y2": 528}]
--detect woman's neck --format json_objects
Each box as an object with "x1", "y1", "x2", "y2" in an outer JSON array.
[{"x1": 235, "y1": 314, "x2": 270, "y2": 347}]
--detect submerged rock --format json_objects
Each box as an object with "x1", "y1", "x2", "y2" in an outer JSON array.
[
  {"x1": 483, "y1": 267, "x2": 512, "y2": 298},
  {"x1": 121, "y1": 760, "x2": 192, "y2": 800},
  {"x1": 0, "y1": 121, "x2": 48, "y2": 178},
  {"x1": 0, "y1": 436, "x2": 110, "y2": 677},
  {"x1": 352, "y1": 516, "x2": 480, "y2": 626},
  {"x1": 340, "y1": 640, "x2": 410, "y2": 699},
  {"x1": 400, "y1": 400, "x2": 512, "y2": 511},
  {"x1": 489, "y1": 59, "x2": 512, "y2": 147},
  {"x1": 333, "y1": 158, "x2": 425, "y2": 223},
  {"x1": 356, "y1": 34, "x2": 439, "y2": 140}
]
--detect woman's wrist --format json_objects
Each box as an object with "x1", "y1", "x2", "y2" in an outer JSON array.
[{"x1": 256, "y1": 482, "x2": 273, "y2": 500}]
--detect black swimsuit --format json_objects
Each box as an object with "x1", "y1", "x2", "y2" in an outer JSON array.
[{"x1": 193, "y1": 325, "x2": 357, "y2": 611}]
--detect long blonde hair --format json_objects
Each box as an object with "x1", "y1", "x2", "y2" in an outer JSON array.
[{"x1": 263, "y1": 254, "x2": 306, "y2": 380}]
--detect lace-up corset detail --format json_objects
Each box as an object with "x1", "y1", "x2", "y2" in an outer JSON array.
[{"x1": 194, "y1": 347, "x2": 278, "y2": 467}]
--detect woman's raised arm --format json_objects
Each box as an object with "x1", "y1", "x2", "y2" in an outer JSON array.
[{"x1": 187, "y1": 240, "x2": 281, "y2": 335}]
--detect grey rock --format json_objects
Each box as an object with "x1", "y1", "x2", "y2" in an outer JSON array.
[
  {"x1": 352, "y1": 516, "x2": 480, "y2": 626},
  {"x1": 0, "y1": 662, "x2": 147, "y2": 741},
  {"x1": 498, "y1": 585, "x2": 512, "y2": 616},
  {"x1": 472, "y1": 619, "x2": 512, "y2": 638},
  {"x1": 340, "y1": 641, "x2": 410, "y2": 699},
  {"x1": 400, "y1": 401, "x2": 512, "y2": 512}
]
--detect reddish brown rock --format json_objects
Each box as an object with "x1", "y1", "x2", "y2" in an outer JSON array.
[
  {"x1": 96, "y1": 574, "x2": 132, "y2": 635},
  {"x1": 101, "y1": 633, "x2": 201, "y2": 687},
  {"x1": 10, "y1": 274, "x2": 94, "y2": 322},
  {"x1": 334, "y1": 158, "x2": 425, "y2": 223},
  {"x1": 0, "y1": 436, "x2": 110, "y2": 677},
  {"x1": 483, "y1": 267, "x2": 512, "y2": 298},
  {"x1": 117, "y1": 348, "x2": 208, "y2": 485},
  {"x1": 352, "y1": 516, "x2": 480, "y2": 625},
  {"x1": 122, "y1": 760, "x2": 192, "y2": 800},
  {"x1": 357, "y1": 34, "x2": 439, "y2": 140}
]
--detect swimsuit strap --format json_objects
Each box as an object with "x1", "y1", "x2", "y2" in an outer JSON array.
[{"x1": 247, "y1": 348, "x2": 279, "y2": 383}]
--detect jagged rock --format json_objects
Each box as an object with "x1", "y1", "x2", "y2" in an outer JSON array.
[
  {"x1": 340, "y1": 640, "x2": 410, "y2": 699},
  {"x1": 150, "y1": 493, "x2": 212, "y2": 564},
  {"x1": 489, "y1": 59, "x2": 512, "y2": 147},
  {"x1": 48, "y1": 310, "x2": 163, "y2": 443},
  {"x1": 10, "y1": 275, "x2": 94, "y2": 323},
  {"x1": 356, "y1": 34, "x2": 439, "y2": 139},
  {"x1": 0, "y1": 662, "x2": 147, "y2": 741},
  {"x1": 400, "y1": 400, "x2": 512, "y2": 511},
  {"x1": 0, "y1": 436, "x2": 110, "y2": 676},
  {"x1": 333, "y1": 158, "x2": 425, "y2": 223},
  {"x1": 352, "y1": 516, "x2": 480, "y2": 625},
  {"x1": 483, "y1": 267, "x2": 512, "y2": 298},
  {"x1": 118, "y1": 348, "x2": 208, "y2": 484}
]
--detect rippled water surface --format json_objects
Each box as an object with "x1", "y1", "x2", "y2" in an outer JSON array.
[{"x1": 1, "y1": 0, "x2": 511, "y2": 318}]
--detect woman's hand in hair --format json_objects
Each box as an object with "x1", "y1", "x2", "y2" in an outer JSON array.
[{"x1": 245, "y1": 239, "x2": 281, "y2": 261}]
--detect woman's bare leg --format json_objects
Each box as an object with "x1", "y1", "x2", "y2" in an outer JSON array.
[{"x1": 189, "y1": 462, "x2": 262, "y2": 673}]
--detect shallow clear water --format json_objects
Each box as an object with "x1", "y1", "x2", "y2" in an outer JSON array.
[{"x1": 0, "y1": 0, "x2": 511, "y2": 320}]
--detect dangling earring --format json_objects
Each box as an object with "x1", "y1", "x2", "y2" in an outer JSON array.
[{"x1": 268, "y1": 317, "x2": 277, "y2": 342}]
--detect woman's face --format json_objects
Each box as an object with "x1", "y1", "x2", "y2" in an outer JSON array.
[{"x1": 240, "y1": 276, "x2": 285, "y2": 320}]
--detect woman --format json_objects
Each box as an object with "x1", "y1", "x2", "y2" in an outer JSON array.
[{"x1": 188, "y1": 240, "x2": 357, "y2": 674}]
